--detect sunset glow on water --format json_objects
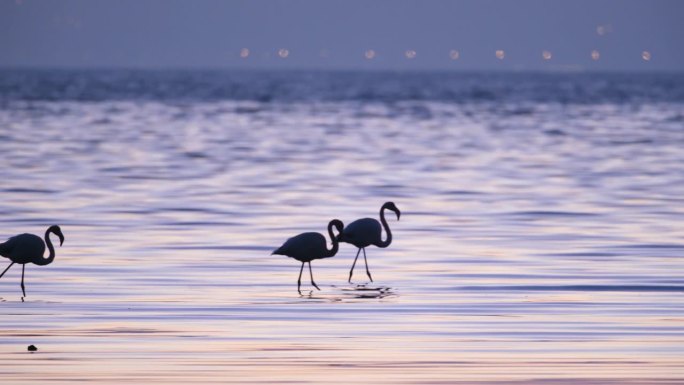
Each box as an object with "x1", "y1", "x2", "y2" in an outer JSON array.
[{"x1": 0, "y1": 71, "x2": 683, "y2": 384}]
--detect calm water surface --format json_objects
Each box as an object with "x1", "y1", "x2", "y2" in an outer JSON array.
[{"x1": 1, "y1": 71, "x2": 683, "y2": 384}]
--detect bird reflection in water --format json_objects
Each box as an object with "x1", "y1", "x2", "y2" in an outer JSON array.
[{"x1": 344, "y1": 284, "x2": 395, "y2": 299}]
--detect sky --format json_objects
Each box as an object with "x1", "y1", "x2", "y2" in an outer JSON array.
[{"x1": 1, "y1": 0, "x2": 683, "y2": 71}]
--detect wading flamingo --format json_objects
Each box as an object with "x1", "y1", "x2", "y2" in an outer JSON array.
[
  {"x1": 273, "y1": 219, "x2": 344, "y2": 294},
  {"x1": 339, "y1": 202, "x2": 400, "y2": 283},
  {"x1": 0, "y1": 225, "x2": 64, "y2": 297}
]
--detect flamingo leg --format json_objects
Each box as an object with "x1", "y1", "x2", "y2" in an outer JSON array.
[
  {"x1": 297, "y1": 262, "x2": 305, "y2": 294},
  {"x1": 20, "y1": 264, "x2": 26, "y2": 297},
  {"x1": 309, "y1": 262, "x2": 320, "y2": 290},
  {"x1": 348, "y1": 248, "x2": 361, "y2": 283},
  {"x1": 0, "y1": 262, "x2": 14, "y2": 279},
  {"x1": 362, "y1": 248, "x2": 373, "y2": 282}
]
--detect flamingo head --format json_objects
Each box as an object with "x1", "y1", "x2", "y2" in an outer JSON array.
[
  {"x1": 384, "y1": 202, "x2": 401, "y2": 220},
  {"x1": 329, "y1": 219, "x2": 344, "y2": 244},
  {"x1": 48, "y1": 225, "x2": 65, "y2": 246}
]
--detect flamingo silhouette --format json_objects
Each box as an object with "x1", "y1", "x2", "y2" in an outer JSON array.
[
  {"x1": 273, "y1": 219, "x2": 344, "y2": 294},
  {"x1": 339, "y1": 202, "x2": 400, "y2": 283},
  {"x1": 0, "y1": 225, "x2": 64, "y2": 297}
]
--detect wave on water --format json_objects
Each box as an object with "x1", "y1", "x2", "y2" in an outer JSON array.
[
  {"x1": 1, "y1": 69, "x2": 683, "y2": 104},
  {"x1": 459, "y1": 285, "x2": 684, "y2": 292}
]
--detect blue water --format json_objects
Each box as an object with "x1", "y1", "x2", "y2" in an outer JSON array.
[
  {"x1": 0, "y1": 70, "x2": 683, "y2": 384},
  {"x1": 2, "y1": 69, "x2": 684, "y2": 103}
]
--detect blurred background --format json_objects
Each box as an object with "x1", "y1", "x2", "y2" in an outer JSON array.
[{"x1": 1, "y1": 0, "x2": 683, "y2": 71}]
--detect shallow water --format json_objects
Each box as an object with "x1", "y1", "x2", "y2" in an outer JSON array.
[{"x1": 1, "y1": 70, "x2": 683, "y2": 384}]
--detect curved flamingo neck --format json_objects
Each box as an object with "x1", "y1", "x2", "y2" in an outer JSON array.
[
  {"x1": 326, "y1": 222, "x2": 340, "y2": 257},
  {"x1": 377, "y1": 205, "x2": 393, "y2": 248},
  {"x1": 35, "y1": 228, "x2": 56, "y2": 266}
]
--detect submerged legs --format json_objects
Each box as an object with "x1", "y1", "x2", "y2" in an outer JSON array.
[
  {"x1": 362, "y1": 248, "x2": 373, "y2": 282},
  {"x1": 0, "y1": 262, "x2": 14, "y2": 279},
  {"x1": 20, "y1": 264, "x2": 26, "y2": 297},
  {"x1": 298, "y1": 261, "x2": 321, "y2": 293},
  {"x1": 349, "y1": 248, "x2": 374, "y2": 283},
  {"x1": 297, "y1": 262, "x2": 305, "y2": 294},
  {"x1": 308, "y1": 262, "x2": 320, "y2": 290},
  {"x1": 348, "y1": 248, "x2": 361, "y2": 283}
]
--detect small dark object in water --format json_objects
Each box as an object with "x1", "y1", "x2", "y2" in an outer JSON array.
[{"x1": 27, "y1": 345, "x2": 37, "y2": 352}]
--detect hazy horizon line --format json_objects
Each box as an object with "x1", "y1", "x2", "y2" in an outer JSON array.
[{"x1": 2, "y1": 65, "x2": 682, "y2": 75}]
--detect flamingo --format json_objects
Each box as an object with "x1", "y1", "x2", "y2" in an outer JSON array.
[
  {"x1": 0, "y1": 225, "x2": 64, "y2": 297},
  {"x1": 272, "y1": 219, "x2": 344, "y2": 294},
  {"x1": 339, "y1": 202, "x2": 400, "y2": 283}
]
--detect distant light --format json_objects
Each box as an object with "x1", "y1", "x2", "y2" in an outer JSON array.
[
  {"x1": 405, "y1": 50, "x2": 417, "y2": 59},
  {"x1": 319, "y1": 49, "x2": 330, "y2": 59},
  {"x1": 596, "y1": 24, "x2": 612, "y2": 36},
  {"x1": 542, "y1": 50, "x2": 552, "y2": 60},
  {"x1": 591, "y1": 50, "x2": 600, "y2": 61},
  {"x1": 239, "y1": 48, "x2": 250, "y2": 58},
  {"x1": 495, "y1": 50, "x2": 505, "y2": 60},
  {"x1": 449, "y1": 50, "x2": 460, "y2": 60},
  {"x1": 278, "y1": 49, "x2": 290, "y2": 59},
  {"x1": 364, "y1": 49, "x2": 376, "y2": 59},
  {"x1": 641, "y1": 50, "x2": 652, "y2": 61}
]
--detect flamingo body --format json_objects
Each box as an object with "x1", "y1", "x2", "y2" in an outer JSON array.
[
  {"x1": 339, "y1": 218, "x2": 383, "y2": 248},
  {"x1": 273, "y1": 232, "x2": 330, "y2": 263},
  {"x1": 0, "y1": 234, "x2": 47, "y2": 265}
]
